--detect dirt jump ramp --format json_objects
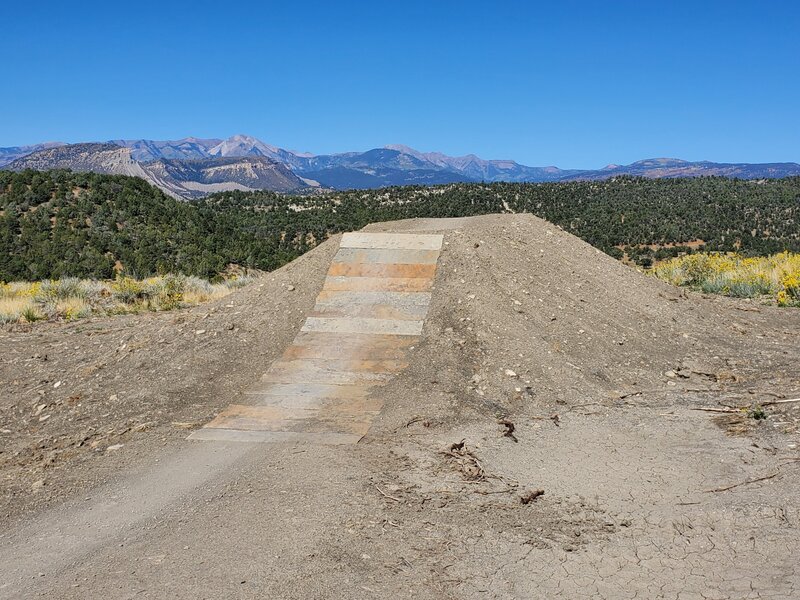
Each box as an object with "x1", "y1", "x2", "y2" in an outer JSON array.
[{"x1": 189, "y1": 232, "x2": 444, "y2": 444}]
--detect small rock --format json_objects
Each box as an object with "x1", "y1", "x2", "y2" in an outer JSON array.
[
  {"x1": 38, "y1": 414, "x2": 51, "y2": 422},
  {"x1": 287, "y1": 285, "x2": 296, "y2": 291},
  {"x1": 109, "y1": 394, "x2": 118, "y2": 402},
  {"x1": 195, "y1": 330, "x2": 206, "y2": 335},
  {"x1": 31, "y1": 480, "x2": 45, "y2": 491},
  {"x1": 504, "y1": 369, "x2": 518, "y2": 378},
  {"x1": 520, "y1": 489, "x2": 545, "y2": 504},
  {"x1": 53, "y1": 381, "x2": 62, "y2": 389},
  {"x1": 106, "y1": 444, "x2": 124, "y2": 452},
  {"x1": 665, "y1": 370, "x2": 677, "y2": 378}
]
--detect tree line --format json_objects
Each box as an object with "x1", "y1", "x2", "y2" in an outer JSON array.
[{"x1": 1, "y1": 169, "x2": 798, "y2": 281}]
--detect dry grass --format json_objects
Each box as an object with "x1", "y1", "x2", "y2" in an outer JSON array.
[
  {"x1": 0, "y1": 274, "x2": 255, "y2": 324},
  {"x1": 652, "y1": 252, "x2": 800, "y2": 306}
]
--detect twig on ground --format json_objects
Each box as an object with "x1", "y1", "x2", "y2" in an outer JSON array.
[
  {"x1": 568, "y1": 402, "x2": 603, "y2": 411},
  {"x1": 475, "y1": 487, "x2": 517, "y2": 496},
  {"x1": 704, "y1": 471, "x2": 781, "y2": 493},
  {"x1": 374, "y1": 484, "x2": 402, "y2": 502},
  {"x1": 692, "y1": 398, "x2": 800, "y2": 415},
  {"x1": 498, "y1": 418, "x2": 518, "y2": 442},
  {"x1": 761, "y1": 397, "x2": 800, "y2": 407},
  {"x1": 616, "y1": 389, "x2": 667, "y2": 400}
]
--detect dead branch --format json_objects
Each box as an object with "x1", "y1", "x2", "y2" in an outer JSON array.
[
  {"x1": 374, "y1": 484, "x2": 402, "y2": 502},
  {"x1": 760, "y1": 398, "x2": 800, "y2": 407},
  {"x1": 704, "y1": 471, "x2": 781, "y2": 493}
]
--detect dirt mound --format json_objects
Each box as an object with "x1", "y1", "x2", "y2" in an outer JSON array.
[
  {"x1": 363, "y1": 214, "x2": 797, "y2": 424},
  {"x1": 2, "y1": 214, "x2": 799, "y2": 598}
]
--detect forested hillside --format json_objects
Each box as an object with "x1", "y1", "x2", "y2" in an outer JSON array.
[{"x1": 1, "y1": 169, "x2": 798, "y2": 281}]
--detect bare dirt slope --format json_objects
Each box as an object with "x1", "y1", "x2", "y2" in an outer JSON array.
[{"x1": 1, "y1": 214, "x2": 799, "y2": 599}]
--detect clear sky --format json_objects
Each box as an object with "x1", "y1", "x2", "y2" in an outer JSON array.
[{"x1": 1, "y1": 0, "x2": 798, "y2": 168}]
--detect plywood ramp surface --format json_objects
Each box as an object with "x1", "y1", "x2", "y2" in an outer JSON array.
[{"x1": 190, "y1": 233, "x2": 444, "y2": 444}]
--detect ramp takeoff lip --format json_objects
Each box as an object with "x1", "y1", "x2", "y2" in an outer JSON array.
[{"x1": 190, "y1": 232, "x2": 444, "y2": 444}]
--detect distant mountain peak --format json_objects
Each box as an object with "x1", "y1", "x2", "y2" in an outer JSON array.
[
  {"x1": 4, "y1": 136, "x2": 800, "y2": 192},
  {"x1": 631, "y1": 157, "x2": 691, "y2": 167},
  {"x1": 209, "y1": 134, "x2": 285, "y2": 159},
  {"x1": 384, "y1": 143, "x2": 420, "y2": 154}
]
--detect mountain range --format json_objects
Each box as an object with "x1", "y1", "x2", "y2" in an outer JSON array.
[{"x1": 2, "y1": 134, "x2": 799, "y2": 200}]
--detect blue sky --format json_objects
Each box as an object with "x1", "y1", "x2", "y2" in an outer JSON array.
[{"x1": 1, "y1": 0, "x2": 798, "y2": 168}]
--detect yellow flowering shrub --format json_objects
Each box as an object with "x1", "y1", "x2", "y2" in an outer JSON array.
[
  {"x1": 0, "y1": 274, "x2": 247, "y2": 324},
  {"x1": 652, "y1": 252, "x2": 800, "y2": 306}
]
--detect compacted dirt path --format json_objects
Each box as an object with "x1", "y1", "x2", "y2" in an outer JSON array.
[{"x1": 1, "y1": 215, "x2": 799, "y2": 599}]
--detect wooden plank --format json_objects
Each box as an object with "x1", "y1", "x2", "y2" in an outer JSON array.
[
  {"x1": 333, "y1": 248, "x2": 441, "y2": 265},
  {"x1": 261, "y1": 363, "x2": 394, "y2": 385},
  {"x1": 314, "y1": 291, "x2": 431, "y2": 307},
  {"x1": 322, "y1": 276, "x2": 432, "y2": 292},
  {"x1": 243, "y1": 382, "x2": 377, "y2": 399},
  {"x1": 282, "y1": 332, "x2": 418, "y2": 360},
  {"x1": 270, "y1": 358, "x2": 409, "y2": 374},
  {"x1": 247, "y1": 393, "x2": 383, "y2": 412},
  {"x1": 309, "y1": 302, "x2": 429, "y2": 321},
  {"x1": 202, "y1": 404, "x2": 373, "y2": 435},
  {"x1": 327, "y1": 262, "x2": 436, "y2": 279},
  {"x1": 340, "y1": 232, "x2": 443, "y2": 250},
  {"x1": 301, "y1": 316, "x2": 424, "y2": 336},
  {"x1": 188, "y1": 429, "x2": 364, "y2": 444}
]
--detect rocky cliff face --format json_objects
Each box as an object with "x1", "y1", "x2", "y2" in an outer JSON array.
[
  {"x1": 142, "y1": 156, "x2": 309, "y2": 198},
  {"x1": 5, "y1": 143, "x2": 310, "y2": 199}
]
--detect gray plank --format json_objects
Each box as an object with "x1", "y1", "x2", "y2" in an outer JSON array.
[
  {"x1": 340, "y1": 232, "x2": 443, "y2": 250},
  {"x1": 301, "y1": 316, "x2": 424, "y2": 336}
]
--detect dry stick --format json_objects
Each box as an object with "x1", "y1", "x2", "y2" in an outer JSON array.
[
  {"x1": 704, "y1": 471, "x2": 781, "y2": 493},
  {"x1": 475, "y1": 488, "x2": 517, "y2": 496},
  {"x1": 568, "y1": 402, "x2": 603, "y2": 411},
  {"x1": 615, "y1": 389, "x2": 673, "y2": 400},
  {"x1": 761, "y1": 397, "x2": 800, "y2": 407},
  {"x1": 748, "y1": 390, "x2": 785, "y2": 398},
  {"x1": 374, "y1": 484, "x2": 402, "y2": 503},
  {"x1": 693, "y1": 398, "x2": 800, "y2": 414},
  {"x1": 392, "y1": 416, "x2": 424, "y2": 432}
]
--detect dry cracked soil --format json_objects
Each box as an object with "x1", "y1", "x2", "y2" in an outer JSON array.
[{"x1": 1, "y1": 214, "x2": 799, "y2": 599}]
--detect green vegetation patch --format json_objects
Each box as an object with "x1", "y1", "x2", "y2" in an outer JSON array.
[{"x1": 1, "y1": 170, "x2": 799, "y2": 282}]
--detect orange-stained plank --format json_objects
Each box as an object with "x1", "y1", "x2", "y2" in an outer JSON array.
[
  {"x1": 327, "y1": 262, "x2": 437, "y2": 279},
  {"x1": 322, "y1": 276, "x2": 433, "y2": 292}
]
